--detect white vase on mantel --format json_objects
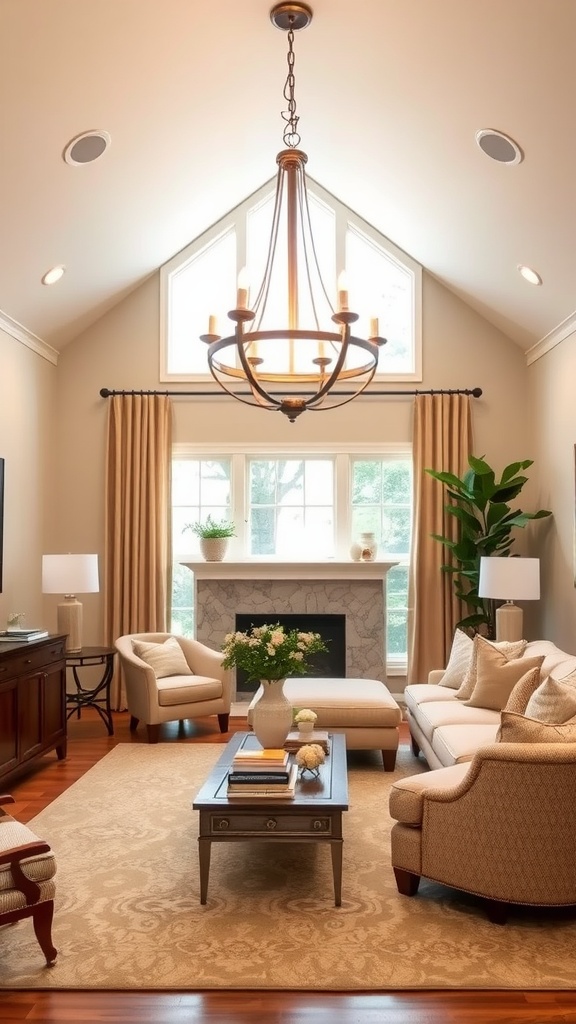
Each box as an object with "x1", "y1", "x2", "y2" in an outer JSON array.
[
  {"x1": 350, "y1": 532, "x2": 378, "y2": 562},
  {"x1": 199, "y1": 537, "x2": 229, "y2": 562}
]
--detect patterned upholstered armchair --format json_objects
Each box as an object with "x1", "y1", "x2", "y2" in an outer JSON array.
[
  {"x1": 389, "y1": 742, "x2": 576, "y2": 923},
  {"x1": 0, "y1": 795, "x2": 57, "y2": 964}
]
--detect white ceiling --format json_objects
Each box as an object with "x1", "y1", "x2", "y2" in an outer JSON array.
[{"x1": 1, "y1": 0, "x2": 575, "y2": 354}]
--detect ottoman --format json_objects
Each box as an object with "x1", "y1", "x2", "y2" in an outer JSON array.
[{"x1": 247, "y1": 677, "x2": 402, "y2": 771}]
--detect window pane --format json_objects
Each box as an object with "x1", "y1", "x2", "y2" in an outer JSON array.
[
  {"x1": 170, "y1": 562, "x2": 194, "y2": 636},
  {"x1": 248, "y1": 457, "x2": 334, "y2": 557},
  {"x1": 171, "y1": 457, "x2": 231, "y2": 555},
  {"x1": 352, "y1": 460, "x2": 382, "y2": 504},
  {"x1": 168, "y1": 229, "x2": 236, "y2": 374},
  {"x1": 347, "y1": 225, "x2": 414, "y2": 374}
]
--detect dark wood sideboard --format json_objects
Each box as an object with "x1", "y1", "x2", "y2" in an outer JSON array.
[{"x1": 0, "y1": 634, "x2": 67, "y2": 786}]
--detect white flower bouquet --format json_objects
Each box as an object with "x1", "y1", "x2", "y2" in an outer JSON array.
[
  {"x1": 294, "y1": 707, "x2": 318, "y2": 724},
  {"x1": 221, "y1": 622, "x2": 327, "y2": 683}
]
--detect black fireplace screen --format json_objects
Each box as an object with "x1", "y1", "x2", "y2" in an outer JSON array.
[{"x1": 234, "y1": 612, "x2": 346, "y2": 692}]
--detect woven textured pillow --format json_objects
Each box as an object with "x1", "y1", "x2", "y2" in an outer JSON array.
[
  {"x1": 498, "y1": 710, "x2": 576, "y2": 744},
  {"x1": 455, "y1": 634, "x2": 528, "y2": 700},
  {"x1": 524, "y1": 671, "x2": 576, "y2": 724},
  {"x1": 438, "y1": 629, "x2": 474, "y2": 689},
  {"x1": 504, "y1": 666, "x2": 544, "y2": 713},
  {"x1": 131, "y1": 637, "x2": 192, "y2": 678},
  {"x1": 464, "y1": 658, "x2": 544, "y2": 712}
]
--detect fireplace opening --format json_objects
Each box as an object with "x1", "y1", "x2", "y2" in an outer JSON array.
[{"x1": 234, "y1": 613, "x2": 346, "y2": 693}]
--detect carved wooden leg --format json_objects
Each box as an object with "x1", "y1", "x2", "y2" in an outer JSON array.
[
  {"x1": 393, "y1": 867, "x2": 421, "y2": 896},
  {"x1": 218, "y1": 713, "x2": 230, "y2": 733},
  {"x1": 32, "y1": 901, "x2": 57, "y2": 965},
  {"x1": 146, "y1": 724, "x2": 160, "y2": 743},
  {"x1": 382, "y1": 749, "x2": 397, "y2": 772},
  {"x1": 485, "y1": 899, "x2": 509, "y2": 925},
  {"x1": 410, "y1": 734, "x2": 421, "y2": 757},
  {"x1": 129, "y1": 715, "x2": 139, "y2": 732}
]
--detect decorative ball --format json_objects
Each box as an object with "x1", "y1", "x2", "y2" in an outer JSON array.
[{"x1": 295, "y1": 743, "x2": 325, "y2": 770}]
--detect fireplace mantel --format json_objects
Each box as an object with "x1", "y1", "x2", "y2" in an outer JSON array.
[
  {"x1": 182, "y1": 560, "x2": 398, "y2": 692},
  {"x1": 182, "y1": 560, "x2": 398, "y2": 581}
]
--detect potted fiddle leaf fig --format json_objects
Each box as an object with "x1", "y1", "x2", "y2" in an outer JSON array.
[{"x1": 426, "y1": 455, "x2": 551, "y2": 638}]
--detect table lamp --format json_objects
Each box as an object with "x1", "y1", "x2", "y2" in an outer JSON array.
[
  {"x1": 42, "y1": 554, "x2": 100, "y2": 652},
  {"x1": 478, "y1": 556, "x2": 540, "y2": 642}
]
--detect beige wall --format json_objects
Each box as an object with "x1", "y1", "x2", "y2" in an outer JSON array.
[
  {"x1": 528, "y1": 334, "x2": 576, "y2": 651},
  {"x1": 46, "y1": 266, "x2": 535, "y2": 651},
  {"x1": 0, "y1": 328, "x2": 56, "y2": 630}
]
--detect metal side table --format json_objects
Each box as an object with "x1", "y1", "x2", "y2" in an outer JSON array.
[{"x1": 66, "y1": 646, "x2": 116, "y2": 735}]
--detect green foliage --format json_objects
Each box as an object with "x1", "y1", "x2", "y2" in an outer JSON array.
[
  {"x1": 184, "y1": 514, "x2": 236, "y2": 539},
  {"x1": 426, "y1": 455, "x2": 551, "y2": 637},
  {"x1": 221, "y1": 623, "x2": 328, "y2": 683}
]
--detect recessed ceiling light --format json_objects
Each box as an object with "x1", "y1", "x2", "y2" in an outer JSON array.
[
  {"x1": 41, "y1": 265, "x2": 66, "y2": 286},
  {"x1": 63, "y1": 130, "x2": 111, "y2": 166},
  {"x1": 517, "y1": 264, "x2": 542, "y2": 286},
  {"x1": 475, "y1": 129, "x2": 523, "y2": 165}
]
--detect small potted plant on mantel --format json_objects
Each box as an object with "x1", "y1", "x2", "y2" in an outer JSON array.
[{"x1": 184, "y1": 515, "x2": 236, "y2": 562}]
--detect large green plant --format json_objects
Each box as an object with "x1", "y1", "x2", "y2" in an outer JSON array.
[{"x1": 426, "y1": 455, "x2": 551, "y2": 637}]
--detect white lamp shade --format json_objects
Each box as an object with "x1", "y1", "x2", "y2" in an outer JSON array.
[
  {"x1": 42, "y1": 554, "x2": 100, "y2": 595},
  {"x1": 478, "y1": 557, "x2": 540, "y2": 601}
]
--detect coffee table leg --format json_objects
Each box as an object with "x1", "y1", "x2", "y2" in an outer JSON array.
[
  {"x1": 198, "y1": 837, "x2": 212, "y2": 904},
  {"x1": 330, "y1": 840, "x2": 343, "y2": 906}
]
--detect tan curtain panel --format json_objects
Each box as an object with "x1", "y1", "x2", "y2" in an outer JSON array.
[
  {"x1": 407, "y1": 393, "x2": 473, "y2": 684},
  {"x1": 104, "y1": 395, "x2": 173, "y2": 708}
]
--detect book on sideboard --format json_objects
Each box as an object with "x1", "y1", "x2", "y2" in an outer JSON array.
[{"x1": 0, "y1": 629, "x2": 49, "y2": 643}]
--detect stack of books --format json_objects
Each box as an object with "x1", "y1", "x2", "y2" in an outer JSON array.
[
  {"x1": 227, "y1": 747, "x2": 297, "y2": 799},
  {"x1": 284, "y1": 730, "x2": 330, "y2": 754},
  {"x1": 0, "y1": 629, "x2": 49, "y2": 643}
]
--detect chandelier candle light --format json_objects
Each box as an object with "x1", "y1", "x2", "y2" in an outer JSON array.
[{"x1": 201, "y1": 1, "x2": 387, "y2": 422}]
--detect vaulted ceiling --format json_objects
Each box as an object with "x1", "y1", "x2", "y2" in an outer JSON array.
[{"x1": 1, "y1": 0, "x2": 574, "y2": 355}]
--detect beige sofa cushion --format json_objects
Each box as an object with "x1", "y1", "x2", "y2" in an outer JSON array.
[
  {"x1": 438, "y1": 629, "x2": 473, "y2": 689},
  {"x1": 498, "y1": 711, "x2": 576, "y2": 744},
  {"x1": 131, "y1": 636, "x2": 192, "y2": 678},
  {"x1": 503, "y1": 667, "x2": 544, "y2": 713},
  {"x1": 455, "y1": 635, "x2": 527, "y2": 701},
  {"x1": 464, "y1": 660, "x2": 544, "y2": 712},
  {"x1": 524, "y1": 671, "x2": 576, "y2": 723},
  {"x1": 431, "y1": 723, "x2": 500, "y2": 766}
]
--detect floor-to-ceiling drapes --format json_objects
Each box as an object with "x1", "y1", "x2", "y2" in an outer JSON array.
[
  {"x1": 407, "y1": 394, "x2": 473, "y2": 684},
  {"x1": 104, "y1": 395, "x2": 172, "y2": 708}
]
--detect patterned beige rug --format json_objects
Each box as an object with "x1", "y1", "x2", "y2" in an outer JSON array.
[{"x1": 1, "y1": 742, "x2": 576, "y2": 990}]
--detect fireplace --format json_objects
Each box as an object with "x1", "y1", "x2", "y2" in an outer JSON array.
[
  {"x1": 234, "y1": 613, "x2": 346, "y2": 693},
  {"x1": 182, "y1": 558, "x2": 398, "y2": 700}
]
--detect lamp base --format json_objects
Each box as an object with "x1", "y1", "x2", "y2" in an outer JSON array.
[
  {"x1": 57, "y1": 597, "x2": 83, "y2": 653},
  {"x1": 495, "y1": 601, "x2": 523, "y2": 643}
]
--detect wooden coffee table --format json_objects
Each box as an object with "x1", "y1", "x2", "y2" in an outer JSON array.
[{"x1": 192, "y1": 732, "x2": 349, "y2": 906}]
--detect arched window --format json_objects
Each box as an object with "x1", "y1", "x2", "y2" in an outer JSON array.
[{"x1": 160, "y1": 178, "x2": 422, "y2": 382}]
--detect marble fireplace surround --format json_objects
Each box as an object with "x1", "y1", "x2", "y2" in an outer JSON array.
[{"x1": 182, "y1": 561, "x2": 397, "y2": 698}]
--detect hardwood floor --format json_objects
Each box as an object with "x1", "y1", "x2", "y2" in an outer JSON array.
[{"x1": 4, "y1": 712, "x2": 576, "y2": 1024}]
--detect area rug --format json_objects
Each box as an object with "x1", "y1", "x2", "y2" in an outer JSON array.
[{"x1": 1, "y1": 742, "x2": 576, "y2": 990}]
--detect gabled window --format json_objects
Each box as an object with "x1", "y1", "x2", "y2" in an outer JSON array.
[{"x1": 160, "y1": 178, "x2": 422, "y2": 383}]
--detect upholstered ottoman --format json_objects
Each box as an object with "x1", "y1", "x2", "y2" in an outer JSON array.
[{"x1": 247, "y1": 677, "x2": 402, "y2": 770}]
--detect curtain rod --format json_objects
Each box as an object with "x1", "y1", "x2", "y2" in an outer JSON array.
[{"x1": 99, "y1": 387, "x2": 482, "y2": 399}]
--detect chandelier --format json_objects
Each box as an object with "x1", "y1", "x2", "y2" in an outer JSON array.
[{"x1": 202, "y1": 1, "x2": 386, "y2": 422}]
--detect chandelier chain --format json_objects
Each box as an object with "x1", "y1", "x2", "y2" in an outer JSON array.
[{"x1": 281, "y1": 23, "x2": 301, "y2": 148}]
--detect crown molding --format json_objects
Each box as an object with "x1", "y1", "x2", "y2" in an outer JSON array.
[
  {"x1": 0, "y1": 309, "x2": 58, "y2": 365},
  {"x1": 526, "y1": 309, "x2": 576, "y2": 366}
]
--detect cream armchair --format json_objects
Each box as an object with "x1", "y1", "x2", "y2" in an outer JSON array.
[
  {"x1": 115, "y1": 632, "x2": 233, "y2": 743},
  {"x1": 389, "y1": 742, "x2": 576, "y2": 923}
]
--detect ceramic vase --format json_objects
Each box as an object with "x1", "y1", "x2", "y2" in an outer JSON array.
[
  {"x1": 251, "y1": 679, "x2": 293, "y2": 748},
  {"x1": 359, "y1": 531, "x2": 378, "y2": 561},
  {"x1": 297, "y1": 721, "x2": 315, "y2": 737},
  {"x1": 199, "y1": 537, "x2": 229, "y2": 562}
]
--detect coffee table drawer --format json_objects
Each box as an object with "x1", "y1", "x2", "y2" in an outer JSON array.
[{"x1": 209, "y1": 812, "x2": 334, "y2": 836}]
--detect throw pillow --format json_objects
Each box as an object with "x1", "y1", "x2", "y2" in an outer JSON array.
[
  {"x1": 464, "y1": 656, "x2": 544, "y2": 712},
  {"x1": 438, "y1": 629, "x2": 474, "y2": 689},
  {"x1": 131, "y1": 637, "x2": 192, "y2": 678},
  {"x1": 504, "y1": 666, "x2": 544, "y2": 714},
  {"x1": 524, "y1": 671, "x2": 576, "y2": 724},
  {"x1": 498, "y1": 710, "x2": 576, "y2": 744},
  {"x1": 455, "y1": 634, "x2": 528, "y2": 701}
]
